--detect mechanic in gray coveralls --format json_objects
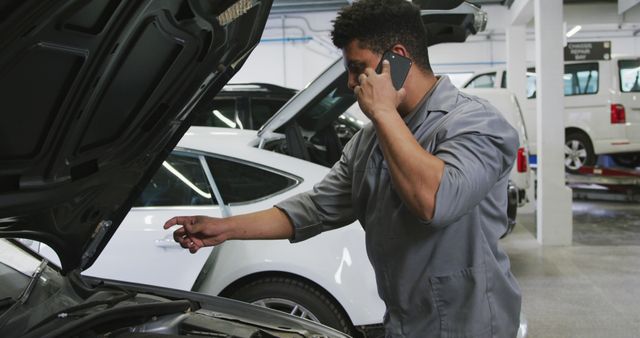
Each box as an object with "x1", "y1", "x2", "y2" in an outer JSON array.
[{"x1": 164, "y1": 0, "x2": 522, "y2": 336}]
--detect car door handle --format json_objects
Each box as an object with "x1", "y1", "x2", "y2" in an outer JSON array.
[{"x1": 155, "y1": 236, "x2": 181, "y2": 249}]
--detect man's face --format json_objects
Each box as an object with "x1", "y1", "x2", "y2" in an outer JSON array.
[{"x1": 342, "y1": 40, "x2": 381, "y2": 91}]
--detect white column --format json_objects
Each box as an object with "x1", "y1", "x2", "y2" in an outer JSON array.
[
  {"x1": 534, "y1": 0, "x2": 572, "y2": 245},
  {"x1": 506, "y1": 25, "x2": 536, "y2": 213},
  {"x1": 620, "y1": 0, "x2": 640, "y2": 14},
  {"x1": 506, "y1": 25, "x2": 527, "y2": 110}
]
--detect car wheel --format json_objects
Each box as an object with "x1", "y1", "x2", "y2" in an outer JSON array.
[
  {"x1": 611, "y1": 152, "x2": 640, "y2": 169},
  {"x1": 502, "y1": 181, "x2": 518, "y2": 238},
  {"x1": 565, "y1": 132, "x2": 596, "y2": 173},
  {"x1": 227, "y1": 277, "x2": 356, "y2": 336}
]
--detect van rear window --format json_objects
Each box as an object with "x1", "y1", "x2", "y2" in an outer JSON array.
[{"x1": 619, "y1": 60, "x2": 640, "y2": 92}]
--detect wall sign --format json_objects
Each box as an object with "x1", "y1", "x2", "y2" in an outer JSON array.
[{"x1": 564, "y1": 41, "x2": 611, "y2": 61}]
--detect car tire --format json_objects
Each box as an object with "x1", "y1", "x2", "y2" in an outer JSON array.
[
  {"x1": 565, "y1": 132, "x2": 596, "y2": 174},
  {"x1": 611, "y1": 152, "x2": 640, "y2": 169},
  {"x1": 227, "y1": 277, "x2": 356, "y2": 336},
  {"x1": 502, "y1": 181, "x2": 518, "y2": 238}
]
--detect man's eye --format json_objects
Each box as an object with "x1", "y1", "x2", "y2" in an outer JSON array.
[{"x1": 349, "y1": 64, "x2": 365, "y2": 74}]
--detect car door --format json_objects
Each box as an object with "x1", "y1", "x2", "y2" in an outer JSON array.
[{"x1": 83, "y1": 151, "x2": 224, "y2": 290}]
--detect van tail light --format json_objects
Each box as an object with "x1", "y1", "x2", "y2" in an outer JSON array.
[
  {"x1": 517, "y1": 147, "x2": 528, "y2": 173},
  {"x1": 611, "y1": 104, "x2": 626, "y2": 124}
]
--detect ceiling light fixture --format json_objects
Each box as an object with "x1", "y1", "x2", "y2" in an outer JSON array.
[{"x1": 566, "y1": 25, "x2": 582, "y2": 38}]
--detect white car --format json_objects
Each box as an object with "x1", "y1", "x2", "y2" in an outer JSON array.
[
  {"x1": 462, "y1": 56, "x2": 640, "y2": 172},
  {"x1": 85, "y1": 127, "x2": 385, "y2": 336},
  {"x1": 462, "y1": 88, "x2": 531, "y2": 206}
]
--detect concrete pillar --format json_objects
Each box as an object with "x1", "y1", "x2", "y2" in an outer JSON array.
[
  {"x1": 506, "y1": 25, "x2": 527, "y2": 116},
  {"x1": 620, "y1": 0, "x2": 640, "y2": 14},
  {"x1": 534, "y1": 0, "x2": 573, "y2": 245},
  {"x1": 506, "y1": 25, "x2": 535, "y2": 213}
]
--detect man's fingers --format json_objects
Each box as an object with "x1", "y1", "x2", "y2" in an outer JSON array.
[
  {"x1": 397, "y1": 87, "x2": 407, "y2": 101},
  {"x1": 163, "y1": 216, "x2": 193, "y2": 229},
  {"x1": 380, "y1": 59, "x2": 390, "y2": 74},
  {"x1": 358, "y1": 73, "x2": 367, "y2": 85},
  {"x1": 364, "y1": 66, "x2": 377, "y2": 76},
  {"x1": 172, "y1": 227, "x2": 186, "y2": 242}
]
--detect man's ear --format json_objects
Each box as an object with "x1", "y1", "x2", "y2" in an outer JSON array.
[{"x1": 390, "y1": 44, "x2": 410, "y2": 58}]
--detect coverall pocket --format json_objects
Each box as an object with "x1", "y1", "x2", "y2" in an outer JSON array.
[{"x1": 429, "y1": 266, "x2": 492, "y2": 338}]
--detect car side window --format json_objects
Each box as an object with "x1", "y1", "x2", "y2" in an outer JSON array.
[
  {"x1": 191, "y1": 99, "x2": 239, "y2": 128},
  {"x1": 523, "y1": 64, "x2": 598, "y2": 98},
  {"x1": 619, "y1": 59, "x2": 640, "y2": 92},
  {"x1": 464, "y1": 72, "x2": 496, "y2": 88},
  {"x1": 135, "y1": 153, "x2": 216, "y2": 207},
  {"x1": 206, "y1": 157, "x2": 298, "y2": 204},
  {"x1": 250, "y1": 98, "x2": 288, "y2": 129},
  {"x1": 526, "y1": 70, "x2": 537, "y2": 99},
  {"x1": 564, "y1": 63, "x2": 598, "y2": 96},
  {"x1": 497, "y1": 69, "x2": 537, "y2": 98}
]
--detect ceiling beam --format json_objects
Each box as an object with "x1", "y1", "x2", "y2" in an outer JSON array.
[
  {"x1": 619, "y1": 0, "x2": 640, "y2": 14},
  {"x1": 509, "y1": 0, "x2": 533, "y2": 25}
]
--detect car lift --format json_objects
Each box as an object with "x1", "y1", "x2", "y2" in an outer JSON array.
[{"x1": 566, "y1": 156, "x2": 640, "y2": 202}]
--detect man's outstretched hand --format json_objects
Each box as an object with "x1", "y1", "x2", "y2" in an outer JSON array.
[
  {"x1": 163, "y1": 215, "x2": 230, "y2": 254},
  {"x1": 163, "y1": 208, "x2": 295, "y2": 254}
]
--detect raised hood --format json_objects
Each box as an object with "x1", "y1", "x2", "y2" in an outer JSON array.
[
  {"x1": 0, "y1": 0, "x2": 273, "y2": 273},
  {"x1": 258, "y1": 0, "x2": 486, "y2": 137}
]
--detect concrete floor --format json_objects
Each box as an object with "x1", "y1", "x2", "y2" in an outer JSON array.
[{"x1": 502, "y1": 200, "x2": 640, "y2": 338}]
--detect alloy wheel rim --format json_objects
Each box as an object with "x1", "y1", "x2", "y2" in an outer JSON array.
[
  {"x1": 564, "y1": 139, "x2": 588, "y2": 170},
  {"x1": 252, "y1": 298, "x2": 320, "y2": 322}
]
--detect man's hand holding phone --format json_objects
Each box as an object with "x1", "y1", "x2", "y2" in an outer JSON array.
[{"x1": 354, "y1": 51, "x2": 410, "y2": 122}]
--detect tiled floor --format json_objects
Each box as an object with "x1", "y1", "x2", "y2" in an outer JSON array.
[{"x1": 502, "y1": 200, "x2": 640, "y2": 338}]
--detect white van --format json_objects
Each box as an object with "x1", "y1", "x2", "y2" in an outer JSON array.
[
  {"x1": 462, "y1": 57, "x2": 640, "y2": 172},
  {"x1": 461, "y1": 88, "x2": 531, "y2": 208}
]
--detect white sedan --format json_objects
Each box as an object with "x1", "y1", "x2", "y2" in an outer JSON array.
[{"x1": 84, "y1": 126, "x2": 385, "y2": 336}]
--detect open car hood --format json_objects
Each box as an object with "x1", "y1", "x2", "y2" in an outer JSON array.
[
  {"x1": 0, "y1": 0, "x2": 273, "y2": 273},
  {"x1": 257, "y1": 0, "x2": 486, "y2": 137}
]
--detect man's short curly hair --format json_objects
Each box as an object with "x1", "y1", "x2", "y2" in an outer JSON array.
[{"x1": 331, "y1": 0, "x2": 431, "y2": 71}]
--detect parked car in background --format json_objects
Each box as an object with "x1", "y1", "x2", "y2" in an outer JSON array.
[
  {"x1": 80, "y1": 127, "x2": 385, "y2": 337},
  {"x1": 192, "y1": 83, "x2": 297, "y2": 130},
  {"x1": 463, "y1": 56, "x2": 640, "y2": 172},
  {"x1": 0, "y1": 0, "x2": 349, "y2": 337},
  {"x1": 461, "y1": 88, "x2": 531, "y2": 233}
]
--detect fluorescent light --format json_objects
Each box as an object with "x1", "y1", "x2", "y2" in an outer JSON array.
[
  {"x1": 162, "y1": 161, "x2": 212, "y2": 199},
  {"x1": 212, "y1": 109, "x2": 236, "y2": 128},
  {"x1": 566, "y1": 25, "x2": 582, "y2": 38}
]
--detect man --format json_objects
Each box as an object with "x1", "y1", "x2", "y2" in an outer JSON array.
[{"x1": 164, "y1": 0, "x2": 522, "y2": 336}]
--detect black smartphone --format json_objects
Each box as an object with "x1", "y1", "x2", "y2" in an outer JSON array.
[{"x1": 376, "y1": 50, "x2": 412, "y2": 90}]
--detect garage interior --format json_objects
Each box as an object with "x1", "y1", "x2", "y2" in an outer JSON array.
[
  {"x1": 229, "y1": 0, "x2": 640, "y2": 336},
  {"x1": 2, "y1": 0, "x2": 639, "y2": 337}
]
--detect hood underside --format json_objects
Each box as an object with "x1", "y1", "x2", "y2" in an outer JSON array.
[{"x1": 0, "y1": 0, "x2": 272, "y2": 273}]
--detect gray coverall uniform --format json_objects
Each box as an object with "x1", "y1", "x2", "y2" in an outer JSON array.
[{"x1": 276, "y1": 76, "x2": 522, "y2": 338}]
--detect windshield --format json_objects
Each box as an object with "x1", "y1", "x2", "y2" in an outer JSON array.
[
  {"x1": 0, "y1": 239, "x2": 78, "y2": 333},
  {"x1": 292, "y1": 71, "x2": 362, "y2": 133}
]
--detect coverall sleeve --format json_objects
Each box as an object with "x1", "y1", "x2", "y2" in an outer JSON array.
[
  {"x1": 275, "y1": 139, "x2": 357, "y2": 243},
  {"x1": 424, "y1": 101, "x2": 519, "y2": 228}
]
